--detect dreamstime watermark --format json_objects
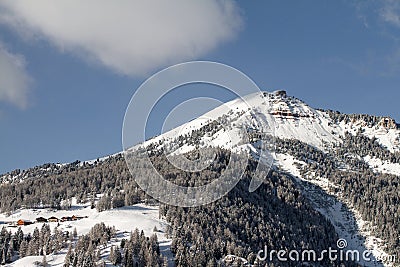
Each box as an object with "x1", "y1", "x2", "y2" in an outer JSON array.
[
  {"x1": 122, "y1": 61, "x2": 275, "y2": 207},
  {"x1": 256, "y1": 238, "x2": 398, "y2": 264}
]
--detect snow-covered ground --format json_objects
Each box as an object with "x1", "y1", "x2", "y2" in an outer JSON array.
[
  {"x1": 138, "y1": 92, "x2": 342, "y2": 154},
  {"x1": 1, "y1": 202, "x2": 172, "y2": 267},
  {"x1": 275, "y1": 153, "x2": 394, "y2": 267},
  {"x1": 363, "y1": 155, "x2": 400, "y2": 176},
  {"x1": 135, "y1": 91, "x2": 400, "y2": 167},
  {"x1": 337, "y1": 121, "x2": 400, "y2": 153},
  {"x1": 362, "y1": 126, "x2": 400, "y2": 153},
  {"x1": 7, "y1": 254, "x2": 66, "y2": 267}
]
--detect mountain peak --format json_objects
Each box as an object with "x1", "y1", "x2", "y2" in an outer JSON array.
[
  {"x1": 140, "y1": 91, "x2": 400, "y2": 158},
  {"x1": 272, "y1": 89, "x2": 287, "y2": 97}
]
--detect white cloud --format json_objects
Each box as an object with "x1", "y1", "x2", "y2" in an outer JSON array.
[
  {"x1": 0, "y1": 44, "x2": 31, "y2": 109},
  {"x1": 0, "y1": 0, "x2": 243, "y2": 77}
]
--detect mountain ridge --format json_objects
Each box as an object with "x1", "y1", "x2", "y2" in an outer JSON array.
[
  {"x1": 2, "y1": 91, "x2": 400, "y2": 182},
  {"x1": 0, "y1": 91, "x2": 399, "y2": 266}
]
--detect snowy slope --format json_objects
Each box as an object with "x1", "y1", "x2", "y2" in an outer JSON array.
[
  {"x1": 137, "y1": 91, "x2": 343, "y2": 158},
  {"x1": 1, "y1": 201, "x2": 172, "y2": 267},
  {"x1": 134, "y1": 90, "x2": 399, "y2": 266},
  {"x1": 139, "y1": 90, "x2": 400, "y2": 157},
  {"x1": 338, "y1": 120, "x2": 400, "y2": 153},
  {"x1": 4, "y1": 90, "x2": 398, "y2": 184},
  {"x1": 363, "y1": 155, "x2": 400, "y2": 176},
  {"x1": 275, "y1": 153, "x2": 391, "y2": 267},
  {"x1": 2, "y1": 90, "x2": 399, "y2": 266}
]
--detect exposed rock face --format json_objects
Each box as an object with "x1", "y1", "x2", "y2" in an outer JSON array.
[
  {"x1": 379, "y1": 117, "x2": 397, "y2": 129},
  {"x1": 269, "y1": 91, "x2": 315, "y2": 119},
  {"x1": 273, "y1": 90, "x2": 287, "y2": 97}
]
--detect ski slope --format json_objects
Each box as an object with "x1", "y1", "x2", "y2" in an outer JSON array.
[{"x1": 1, "y1": 201, "x2": 172, "y2": 267}]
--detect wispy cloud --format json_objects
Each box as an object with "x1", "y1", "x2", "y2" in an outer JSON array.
[
  {"x1": 352, "y1": 0, "x2": 400, "y2": 29},
  {"x1": 380, "y1": 0, "x2": 400, "y2": 27},
  {"x1": 0, "y1": 0, "x2": 243, "y2": 77},
  {"x1": 0, "y1": 43, "x2": 31, "y2": 109},
  {"x1": 337, "y1": 0, "x2": 400, "y2": 76}
]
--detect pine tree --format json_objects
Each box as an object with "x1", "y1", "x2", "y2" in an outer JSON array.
[
  {"x1": 206, "y1": 258, "x2": 217, "y2": 267},
  {"x1": 15, "y1": 227, "x2": 24, "y2": 250},
  {"x1": 114, "y1": 246, "x2": 122, "y2": 265},
  {"x1": 73, "y1": 227, "x2": 78, "y2": 239},
  {"x1": 64, "y1": 244, "x2": 72, "y2": 267},
  {"x1": 6, "y1": 244, "x2": 13, "y2": 263},
  {"x1": 8, "y1": 238, "x2": 15, "y2": 259},
  {"x1": 90, "y1": 193, "x2": 96, "y2": 209},
  {"x1": 109, "y1": 246, "x2": 117, "y2": 264},
  {"x1": 1, "y1": 247, "x2": 6, "y2": 265},
  {"x1": 19, "y1": 240, "x2": 28, "y2": 258},
  {"x1": 29, "y1": 227, "x2": 40, "y2": 256}
]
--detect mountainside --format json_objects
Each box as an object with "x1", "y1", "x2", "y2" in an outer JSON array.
[
  {"x1": 0, "y1": 91, "x2": 399, "y2": 267},
  {"x1": 139, "y1": 90, "x2": 399, "y2": 154}
]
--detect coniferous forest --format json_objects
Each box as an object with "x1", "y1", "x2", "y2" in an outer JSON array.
[{"x1": 0, "y1": 111, "x2": 399, "y2": 266}]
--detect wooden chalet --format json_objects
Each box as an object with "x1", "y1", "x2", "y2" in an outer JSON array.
[
  {"x1": 71, "y1": 215, "x2": 85, "y2": 221},
  {"x1": 48, "y1": 216, "x2": 59, "y2": 223},
  {"x1": 17, "y1": 219, "x2": 33, "y2": 226},
  {"x1": 36, "y1": 217, "x2": 48, "y2": 223},
  {"x1": 61, "y1": 216, "x2": 72, "y2": 222}
]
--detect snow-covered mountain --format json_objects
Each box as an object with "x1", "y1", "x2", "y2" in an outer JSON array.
[
  {"x1": 1, "y1": 90, "x2": 399, "y2": 267},
  {"x1": 131, "y1": 90, "x2": 400, "y2": 267},
  {"x1": 138, "y1": 90, "x2": 399, "y2": 165},
  {"x1": 3, "y1": 90, "x2": 399, "y2": 184}
]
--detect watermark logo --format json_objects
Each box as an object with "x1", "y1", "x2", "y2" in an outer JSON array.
[
  {"x1": 256, "y1": 238, "x2": 397, "y2": 264},
  {"x1": 336, "y1": 238, "x2": 348, "y2": 249},
  {"x1": 122, "y1": 61, "x2": 275, "y2": 207}
]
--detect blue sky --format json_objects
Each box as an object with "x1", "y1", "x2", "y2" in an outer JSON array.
[{"x1": 0, "y1": 0, "x2": 400, "y2": 174}]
